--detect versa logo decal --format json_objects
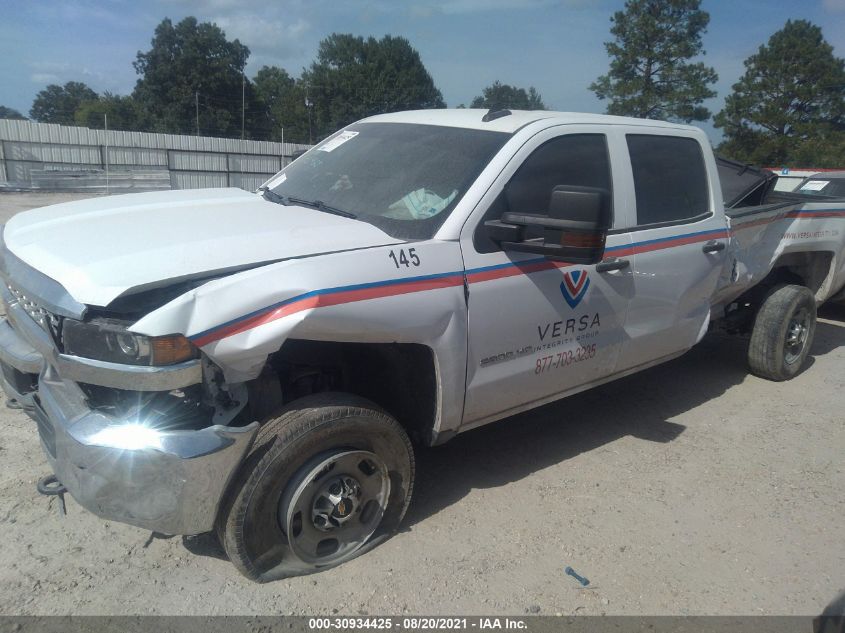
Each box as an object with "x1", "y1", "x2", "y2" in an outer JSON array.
[{"x1": 560, "y1": 270, "x2": 590, "y2": 309}]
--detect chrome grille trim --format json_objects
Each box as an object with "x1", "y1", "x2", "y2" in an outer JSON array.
[
  {"x1": 6, "y1": 282, "x2": 61, "y2": 333},
  {"x1": 0, "y1": 226, "x2": 87, "y2": 320}
]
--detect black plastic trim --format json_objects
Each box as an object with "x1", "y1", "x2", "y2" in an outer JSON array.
[{"x1": 608, "y1": 211, "x2": 714, "y2": 235}]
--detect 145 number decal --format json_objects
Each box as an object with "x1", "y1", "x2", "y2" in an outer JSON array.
[{"x1": 388, "y1": 248, "x2": 420, "y2": 268}]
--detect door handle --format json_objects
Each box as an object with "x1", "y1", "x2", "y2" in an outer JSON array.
[
  {"x1": 596, "y1": 258, "x2": 630, "y2": 273},
  {"x1": 702, "y1": 240, "x2": 726, "y2": 253}
]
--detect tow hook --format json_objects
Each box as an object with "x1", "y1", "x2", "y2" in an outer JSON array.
[{"x1": 36, "y1": 474, "x2": 67, "y2": 516}]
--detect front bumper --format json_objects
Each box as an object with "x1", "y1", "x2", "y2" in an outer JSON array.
[{"x1": 0, "y1": 296, "x2": 258, "y2": 535}]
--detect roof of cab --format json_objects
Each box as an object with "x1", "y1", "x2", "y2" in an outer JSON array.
[{"x1": 361, "y1": 108, "x2": 699, "y2": 134}]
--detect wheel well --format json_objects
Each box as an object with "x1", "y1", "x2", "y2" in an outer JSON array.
[
  {"x1": 717, "y1": 251, "x2": 833, "y2": 334},
  {"x1": 245, "y1": 340, "x2": 438, "y2": 445},
  {"x1": 767, "y1": 251, "x2": 834, "y2": 298}
]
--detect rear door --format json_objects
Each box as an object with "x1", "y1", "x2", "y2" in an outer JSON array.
[{"x1": 613, "y1": 131, "x2": 730, "y2": 372}]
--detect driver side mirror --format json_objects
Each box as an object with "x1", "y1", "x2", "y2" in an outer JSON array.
[{"x1": 484, "y1": 185, "x2": 611, "y2": 264}]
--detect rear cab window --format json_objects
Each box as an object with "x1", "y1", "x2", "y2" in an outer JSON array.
[{"x1": 626, "y1": 135, "x2": 710, "y2": 227}]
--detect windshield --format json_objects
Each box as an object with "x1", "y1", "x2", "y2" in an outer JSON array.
[
  {"x1": 795, "y1": 178, "x2": 845, "y2": 198},
  {"x1": 263, "y1": 122, "x2": 510, "y2": 239}
]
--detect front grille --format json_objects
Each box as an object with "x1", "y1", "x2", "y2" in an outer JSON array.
[{"x1": 6, "y1": 282, "x2": 62, "y2": 341}]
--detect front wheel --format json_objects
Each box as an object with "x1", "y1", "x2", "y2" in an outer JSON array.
[
  {"x1": 747, "y1": 284, "x2": 817, "y2": 381},
  {"x1": 217, "y1": 393, "x2": 414, "y2": 582}
]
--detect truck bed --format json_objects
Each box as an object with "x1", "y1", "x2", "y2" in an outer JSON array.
[
  {"x1": 709, "y1": 156, "x2": 845, "y2": 313},
  {"x1": 713, "y1": 197, "x2": 845, "y2": 314}
]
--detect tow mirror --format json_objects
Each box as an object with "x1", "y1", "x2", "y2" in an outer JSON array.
[{"x1": 484, "y1": 186, "x2": 611, "y2": 264}]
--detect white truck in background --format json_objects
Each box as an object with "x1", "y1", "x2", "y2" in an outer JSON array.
[{"x1": 1, "y1": 109, "x2": 844, "y2": 581}]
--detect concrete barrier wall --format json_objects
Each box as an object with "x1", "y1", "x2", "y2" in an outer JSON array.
[{"x1": 0, "y1": 119, "x2": 310, "y2": 193}]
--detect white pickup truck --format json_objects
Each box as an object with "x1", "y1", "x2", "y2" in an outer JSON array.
[{"x1": 1, "y1": 109, "x2": 844, "y2": 581}]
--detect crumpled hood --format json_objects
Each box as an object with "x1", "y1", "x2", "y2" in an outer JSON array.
[{"x1": 3, "y1": 188, "x2": 403, "y2": 307}]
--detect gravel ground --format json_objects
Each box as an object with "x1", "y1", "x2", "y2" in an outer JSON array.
[{"x1": 0, "y1": 191, "x2": 842, "y2": 616}]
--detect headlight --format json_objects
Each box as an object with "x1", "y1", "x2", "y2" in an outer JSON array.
[{"x1": 62, "y1": 318, "x2": 198, "y2": 366}]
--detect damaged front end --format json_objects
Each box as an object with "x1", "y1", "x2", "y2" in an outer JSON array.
[{"x1": 0, "y1": 239, "x2": 258, "y2": 535}]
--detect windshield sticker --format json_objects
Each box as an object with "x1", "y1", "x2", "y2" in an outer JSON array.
[
  {"x1": 800, "y1": 180, "x2": 830, "y2": 192},
  {"x1": 265, "y1": 172, "x2": 287, "y2": 188},
  {"x1": 317, "y1": 130, "x2": 359, "y2": 153}
]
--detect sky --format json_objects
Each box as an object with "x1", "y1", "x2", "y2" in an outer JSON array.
[{"x1": 1, "y1": 0, "x2": 845, "y2": 143}]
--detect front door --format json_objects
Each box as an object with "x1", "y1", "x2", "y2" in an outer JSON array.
[{"x1": 460, "y1": 129, "x2": 634, "y2": 428}]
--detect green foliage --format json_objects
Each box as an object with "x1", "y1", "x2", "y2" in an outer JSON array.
[
  {"x1": 470, "y1": 81, "x2": 546, "y2": 110},
  {"x1": 22, "y1": 22, "x2": 449, "y2": 143},
  {"x1": 715, "y1": 19, "x2": 845, "y2": 167},
  {"x1": 74, "y1": 93, "x2": 140, "y2": 130},
  {"x1": 590, "y1": 0, "x2": 717, "y2": 122},
  {"x1": 0, "y1": 106, "x2": 26, "y2": 120},
  {"x1": 303, "y1": 34, "x2": 445, "y2": 140},
  {"x1": 252, "y1": 66, "x2": 311, "y2": 144},
  {"x1": 29, "y1": 81, "x2": 98, "y2": 124},
  {"x1": 132, "y1": 17, "x2": 251, "y2": 136}
]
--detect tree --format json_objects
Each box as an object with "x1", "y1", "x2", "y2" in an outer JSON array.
[
  {"x1": 252, "y1": 66, "x2": 311, "y2": 143},
  {"x1": 303, "y1": 34, "x2": 445, "y2": 140},
  {"x1": 74, "y1": 93, "x2": 140, "y2": 130},
  {"x1": 0, "y1": 106, "x2": 26, "y2": 120},
  {"x1": 715, "y1": 20, "x2": 845, "y2": 166},
  {"x1": 470, "y1": 81, "x2": 546, "y2": 110},
  {"x1": 30, "y1": 81, "x2": 98, "y2": 124},
  {"x1": 590, "y1": 0, "x2": 717, "y2": 122},
  {"x1": 132, "y1": 17, "x2": 252, "y2": 137}
]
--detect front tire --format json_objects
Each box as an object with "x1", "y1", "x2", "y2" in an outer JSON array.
[
  {"x1": 747, "y1": 284, "x2": 817, "y2": 381},
  {"x1": 217, "y1": 393, "x2": 414, "y2": 582}
]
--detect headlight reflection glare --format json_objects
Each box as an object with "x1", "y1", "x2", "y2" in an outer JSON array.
[{"x1": 89, "y1": 424, "x2": 163, "y2": 450}]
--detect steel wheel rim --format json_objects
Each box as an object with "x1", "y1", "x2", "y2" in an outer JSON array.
[
  {"x1": 279, "y1": 449, "x2": 390, "y2": 566},
  {"x1": 784, "y1": 307, "x2": 811, "y2": 365}
]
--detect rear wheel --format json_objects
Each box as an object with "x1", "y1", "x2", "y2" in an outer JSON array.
[
  {"x1": 217, "y1": 392, "x2": 414, "y2": 582},
  {"x1": 747, "y1": 284, "x2": 817, "y2": 381}
]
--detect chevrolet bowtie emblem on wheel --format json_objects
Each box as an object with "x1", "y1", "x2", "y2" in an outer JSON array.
[{"x1": 560, "y1": 270, "x2": 590, "y2": 309}]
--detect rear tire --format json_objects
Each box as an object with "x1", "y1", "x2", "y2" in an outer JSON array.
[
  {"x1": 217, "y1": 392, "x2": 414, "y2": 582},
  {"x1": 747, "y1": 284, "x2": 817, "y2": 381}
]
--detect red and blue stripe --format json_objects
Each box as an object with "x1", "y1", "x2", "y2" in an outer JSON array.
[
  {"x1": 189, "y1": 213, "x2": 843, "y2": 346},
  {"x1": 733, "y1": 208, "x2": 845, "y2": 231},
  {"x1": 191, "y1": 271, "x2": 464, "y2": 347}
]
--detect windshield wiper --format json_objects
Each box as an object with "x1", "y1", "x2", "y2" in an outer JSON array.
[
  {"x1": 285, "y1": 196, "x2": 358, "y2": 219},
  {"x1": 258, "y1": 187, "x2": 286, "y2": 205},
  {"x1": 258, "y1": 187, "x2": 357, "y2": 219}
]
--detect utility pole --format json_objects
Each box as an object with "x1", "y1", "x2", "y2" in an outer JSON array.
[
  {"x1": 241, "y1": 72, "x2": 245, "y2": 140},
  {"x1": 104, "y1": 113, "x2": 109, "y2": 195},
  {"x1": 305, "y1": 90, "x2": 313, "y2": 145},
  {"x1": 195, "y1": 91, "x2": 200, "y2": 136}
]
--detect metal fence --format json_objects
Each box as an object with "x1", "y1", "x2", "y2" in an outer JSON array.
[{"x1": 0, "y1": 119, "x2": 310, "y2": 193}]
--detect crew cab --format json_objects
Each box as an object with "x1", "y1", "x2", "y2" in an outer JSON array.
[{"x1": 1, "y1": 109, "x2": 844, "y2": 581}]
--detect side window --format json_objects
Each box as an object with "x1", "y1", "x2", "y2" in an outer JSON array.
[
  {"x1": 627, "y1": 135, "x2": 709, "y2": 226},
  {"x1": 475, "y1": 134, "x2": 612, "y2": 253}
]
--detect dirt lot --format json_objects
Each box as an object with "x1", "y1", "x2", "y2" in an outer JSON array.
[{"x1": 0, "y1": 191, "x2": 842, "y2": 616}]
